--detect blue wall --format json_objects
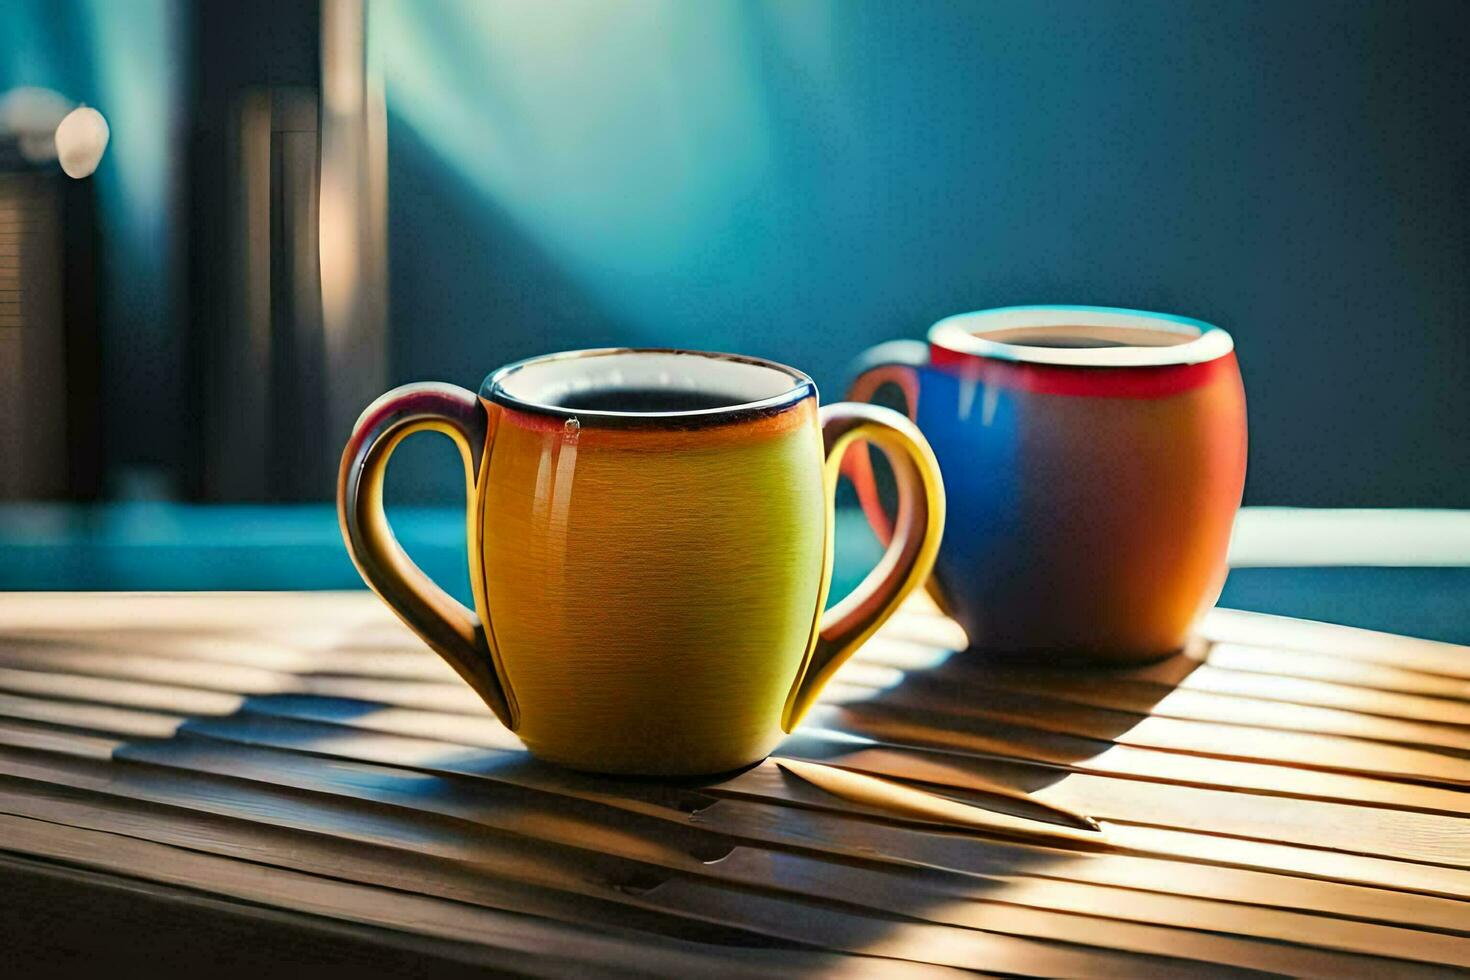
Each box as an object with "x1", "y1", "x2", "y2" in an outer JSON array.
[{"x1": 376, "y1": 0, "x2": 1469, "y2": 507}]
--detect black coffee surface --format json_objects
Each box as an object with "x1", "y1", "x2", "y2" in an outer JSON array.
[{"x1": 552, "y1": 387, "x2": 749, "y2": 412}]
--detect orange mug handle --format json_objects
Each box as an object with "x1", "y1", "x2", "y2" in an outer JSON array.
[
  {"x1": 841, "y1": 340, "x2": 957, "y2": 615},
  {"x1": 337, "y1": 383, "x2": 516, "y2": 728},
  {"x1": 841, "y1": 341, "x2": 927, "y2": 545},
  {"x1": 782, "y1": 402, "x2": 945, "y2": 731}
]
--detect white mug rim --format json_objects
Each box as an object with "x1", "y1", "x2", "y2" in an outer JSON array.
[{"x1": 929, "y1": 305, "x2": 1235, "y2": 368}]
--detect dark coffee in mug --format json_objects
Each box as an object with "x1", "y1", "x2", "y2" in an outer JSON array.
[{"x1": 552, "y1": 387, "x2": 748, "y2": 413}]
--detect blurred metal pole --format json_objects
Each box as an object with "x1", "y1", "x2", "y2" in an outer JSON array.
[
  {"x1": 206, "y1": 86, "x2": 323, "y2": 500},
  {"x1": 0, "y1": 165, "x2": 101, "y2": 501},
  {"x1": 194, "y1": 0, "x2": 385, "y2": 501},
  {"x1": 319, "y1": 0, "x2": 388, "y2": 489},
  {"x1": 0, "y1": 172, "x2": 65, "y2": 499}
]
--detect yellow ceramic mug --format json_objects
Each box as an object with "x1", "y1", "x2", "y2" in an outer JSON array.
[{"x1": 339, "y1": 349, "x2": 944, "y2": 775}]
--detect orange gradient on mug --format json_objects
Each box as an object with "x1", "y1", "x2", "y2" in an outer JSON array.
[{"x1": 848, "y1": 307, "x2": 1247, "y2": 661}]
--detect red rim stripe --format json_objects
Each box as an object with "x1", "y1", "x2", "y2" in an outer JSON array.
[{"x1": 929, "y1": 344, "x2": 1237, "y2": 398}]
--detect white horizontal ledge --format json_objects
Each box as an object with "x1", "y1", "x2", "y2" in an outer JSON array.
[{"x1": 1230, "y1": 508, "x2": 1470, "y2": 567}]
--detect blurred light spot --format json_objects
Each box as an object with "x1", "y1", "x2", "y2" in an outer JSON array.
[
  {"x1": 319, "y1": 172, "x2": 360, "y2": 327},
  {"x1": 55, "y1": 103, "x2": 108, "y2": 177},
  {"x1": 0, "y1": 85, "x2": 72, "y2": 162},
  {"x1": 323, "y1": 0, "x2": 365, "y2": 116}
]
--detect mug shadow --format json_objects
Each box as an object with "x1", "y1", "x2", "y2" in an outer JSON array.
[
  {"x1": 775, "y1": 599, "x2": 1204, "y2": 805},
  {"x1": 130, "y1": 692, "x2": 1155, "y2": 972},
  {"x1": 131, "y1": 693, "x2": 1109, "y2": 970},
  {"x1": 1, "y1": 607, "x2": 1217, "y2": 974}
]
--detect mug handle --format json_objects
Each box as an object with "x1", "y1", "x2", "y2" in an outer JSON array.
[
  {"x1": 337, "y1": 382, "x2": 516, "y2": 729},
  {"x1": 782, "y1": 402, "x2": 945, "y2": 732},
  {"x1": 840, "y1": 340, "x2": 928, "y2": 545}
]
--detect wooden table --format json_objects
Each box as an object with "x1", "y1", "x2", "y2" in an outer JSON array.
[{"x1": 0, "y1": 591, "x2": 1467, "y2": 977}]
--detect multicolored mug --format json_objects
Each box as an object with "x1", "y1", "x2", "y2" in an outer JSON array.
[
  {"x1": 339, "y1": 349, "x2": 944, "y2": 775},
  {"x1": 847, "y1": 306, "x2": 1247, "y2": 662}
]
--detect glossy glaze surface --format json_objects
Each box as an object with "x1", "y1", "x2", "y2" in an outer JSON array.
[
  {"x1": 340, "y1": 349, "x2": 945, "y2": 775},
  {"x1": 850, "y1": 307, "x2": 1247, "y2": 661},
  {"x1": 480, "y1": 400, "x2": 827, "y2": 773}
]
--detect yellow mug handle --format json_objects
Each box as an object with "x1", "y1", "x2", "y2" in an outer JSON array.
[
  {"x1": 337, "y1": 383, "x2": 516, "y2": 729},
  {"x1": 782, "y1": 402, "x2": 946, "y2": 731}
]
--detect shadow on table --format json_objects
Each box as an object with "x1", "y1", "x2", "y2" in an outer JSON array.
[
  {"x1": 1, "y1": 607, "x2": 1216, "y2": 973},
  {"x1": 775, "y1": 606, "x2": 1203, "y2": 807},
  {"x1": 121, "y1": 693, "x2": 1188, "y2": 974}
]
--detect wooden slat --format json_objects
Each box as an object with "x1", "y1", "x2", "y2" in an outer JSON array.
[
  {"x1": 3, "y1": 659, "x2": 1468, "y2": 896},
  {"x1": 700, "y1": 847, "x2": 1470, "y2": 970},
  {"x1": 0, "y1": 690, "x2": 1458, "y2": 940},
  {"x1": 1203, "y1": 643, "x2": 1470, "y2": 700},
  {"x1": 0, "y1": 592, "x2": 388, "y2": 633},
  {"x1": 161, "y1": 706, "x2": 1470, "y2": 876},
  {"x1": 0, "y1": 740, "x2": 1283, "y2": 977},
  {"x1": 0, "y1": 852, "x2": 586, "y2": 979},
  {"x1": 823, "y1": 701, "x2": 1470, "y2": 789},
  {"x1": 0, "y1": 812, "x2": 922, "y2": 979},
  {"x1": 1173, "y1": 665, "x2": 1470, "y2": 726},
  {"x1": 852, "y1": 633, "x2": 1470, "y2": 722},
  {"x1": 5, "y1": 708, "x2": 1464, "y2": 952},
  {"x1": 784, "y1": 734, "x2": 1470, "y2": 819},
  {"x1": 3, "y1": 634, "x2": 1466, "y2": 792},
  {"x1": 2, "y1": 630, "x2": 454, "y2": 681},
  {"x1": 0, "y1": 591, "x2": 1467, "y2": 975},
  {"x1": 5, "y1": 687, "x2": 1464, "y2": 940},
  {"x1": 1199, "y1": 610, "x2": 1470, "y2": 680},
  {"x1": 160, "y1": 716, "x2": 1470, "y2": 902},
  {"x1": 0, "y1": 724, "x2": 1458, "y2": 975},
  {"x1": 7, "y1": 658, "x2": 1468, "y2": 822},
  {"x1": 879, "y1": 670, "x2": 1470, "y2": 754}
]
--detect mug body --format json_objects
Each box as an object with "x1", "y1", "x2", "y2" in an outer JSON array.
[
  {"x1": 909, "y1": 307, "x2": 1246, "y2": 660},
  {"x1": 476, "y1": 350, "x2": 828, "y2": 774}
]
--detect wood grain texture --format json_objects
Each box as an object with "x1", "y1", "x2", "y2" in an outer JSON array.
[{"x1": 0, "y1": 591, "x2": 1466, "y2": 976}]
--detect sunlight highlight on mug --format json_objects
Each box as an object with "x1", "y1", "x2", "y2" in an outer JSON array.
[{"x1": 339, "y1": 349, "x2": 945, "y2": 775}]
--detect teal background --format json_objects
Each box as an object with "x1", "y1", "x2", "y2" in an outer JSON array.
[
  {"x1": 1, "y1": 0, "x2": 1466, "y2": 506},
  {"x1": 378, "y1": 0, "x2": 1470, "y2": 508}
]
